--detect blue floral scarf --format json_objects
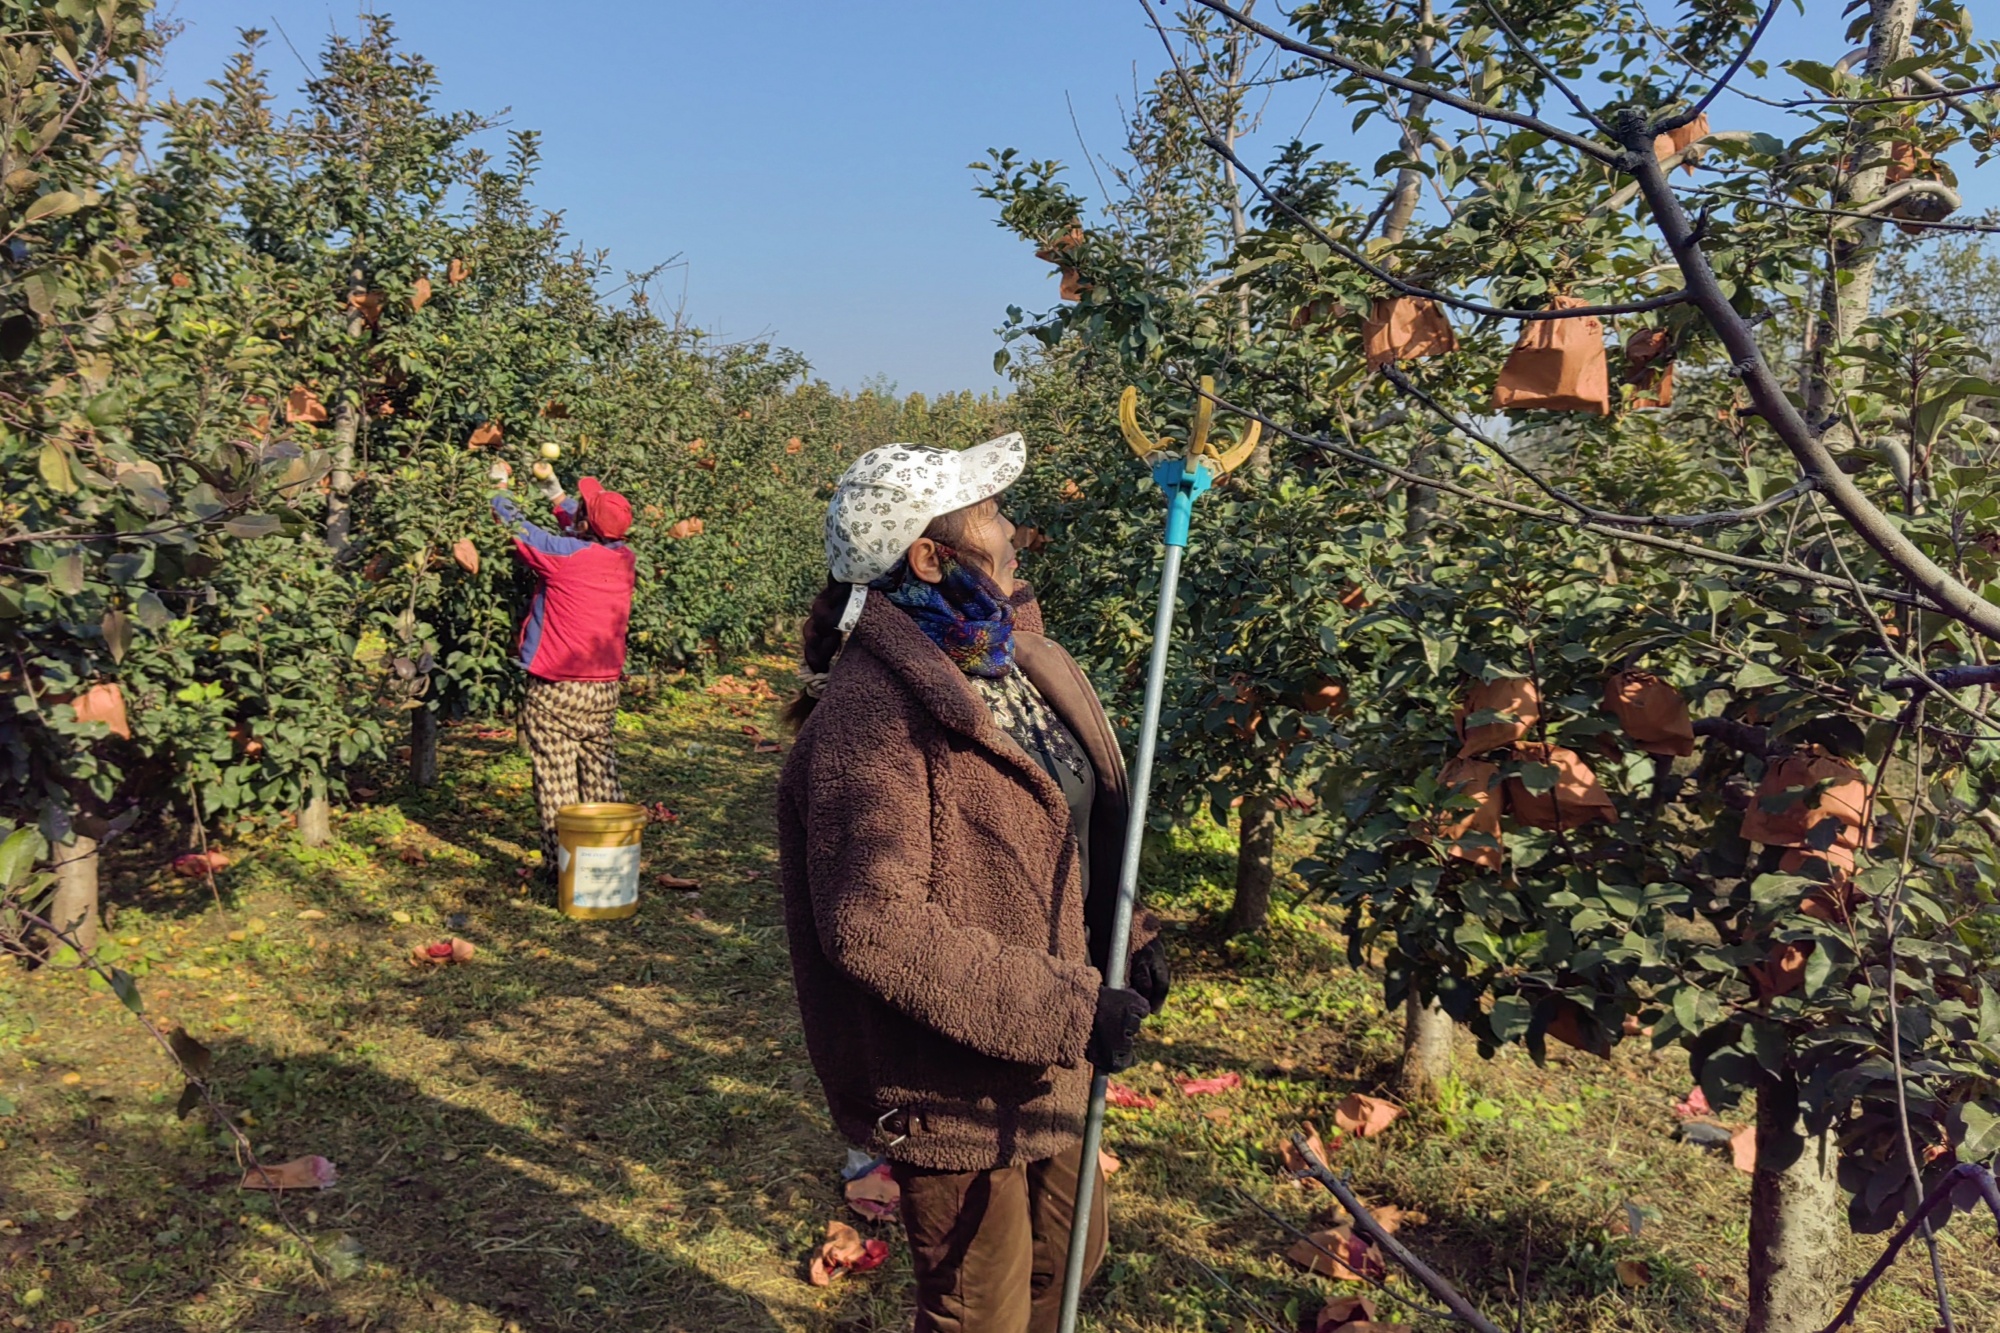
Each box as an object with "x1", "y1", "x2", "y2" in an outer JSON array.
[{"x1": 875, "y1": 548, "x2": 1015, "y2": 678}]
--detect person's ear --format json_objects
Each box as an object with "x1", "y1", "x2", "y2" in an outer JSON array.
[{"x1": 907, "y1": 537, "x2": 944, "y2": 584}]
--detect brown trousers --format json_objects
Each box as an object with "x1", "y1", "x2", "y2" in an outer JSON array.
[
  {"x1": 518, "y1": 676, "x2": 623, "y2": 879},
  {"x1": 891, "y1": 1144, "x2": 1108, "y2": 1333}
]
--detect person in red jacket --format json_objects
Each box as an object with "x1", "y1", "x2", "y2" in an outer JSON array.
[{"x1": 490, "y1": 460, "x2": 638, "y2": 889}]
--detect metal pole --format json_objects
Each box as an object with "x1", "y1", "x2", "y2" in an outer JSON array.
[{"x1": 1055, "y1": 527, "x2": 1188, "y2": 1333}]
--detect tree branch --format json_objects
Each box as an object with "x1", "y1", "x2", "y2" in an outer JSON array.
[
  {"x1": 1813, "y1": 1164, "x2": 2000, "y2": 1333},
  {"x1": 1203, "y1": 134, "x2": 1688, "y2": 320},
  {"x1": 1380, "y1": 364, "x2": 1820, "y2": 530},
  {"x1": 1693, "y1": 716, "x2": 1771, "y2": 756},
  {"x1": 1474, "y1": 0, "x2": 1607, "y2": 132},
  {"x1": 1199, "y1": 386, "x2": 1934, "y2": 607},
  {"x1": 1185, "y1": 0, "x2": 1620, "y2": 164},
  {"x1": 1655, "y1": 0, "x2": 1786, "y2": 132},
  {"x1": 1882, "y1": 664, "x2": 2000, "y2": 694},
  {"x1": 1622, "y1": 128, "x2": 2000, "y2": 643},
  {"x1": 1291, "y1": 1131, "x2": 1508, "y2": 1333}
]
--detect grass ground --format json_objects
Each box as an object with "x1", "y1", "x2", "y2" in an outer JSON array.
[{"x1": 0, "y1": 657, "x2": 1991, "y2": 1332}]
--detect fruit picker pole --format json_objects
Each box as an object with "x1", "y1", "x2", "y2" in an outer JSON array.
[{"x1": 1057, "y1": 377, "x2": 1260, "y2": 1333}]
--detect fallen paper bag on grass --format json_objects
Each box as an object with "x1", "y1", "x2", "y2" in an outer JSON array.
[
  {"x1": 1730, "y1": 1125, "x2": 1756, "y2": 1174},
  {"x1": 241, "y1": 1155, "x2": 337, "y2": 1191},
  {"x1": 1333, "y1": 1093, "x2": 1402, "y2": 1138},
  {"x1": 1176, "y1": 1071, "x2": 1242, "y2": 1097},
  {"x1": 408, "y1": 938, "x2": 476, "y2": 967},
  {"x1": 171, "y1": 851, "x2": 230, "y2": 877},
  {"x1": 807, "y1": 1221, "x2": 889, "y2": 1287},
  {"x1": 1285, "y1": 1225, "x2": 1385, "y2": 1282},
  {"x1": 844, "y1": 1163, "x2": 899, "y2": 1222},
  {"x1": 1106, "y1": 1081, "x2": 1156, "y2": 1110}
]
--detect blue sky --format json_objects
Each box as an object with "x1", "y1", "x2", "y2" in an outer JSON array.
[{"x1": 152, "y1": 3, "x2": 1992, "y2": 396}]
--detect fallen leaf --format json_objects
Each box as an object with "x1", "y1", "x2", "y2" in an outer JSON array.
[
  {"x1": 170, "y1": 851, "x2": 229, "y2": 877},
  {"x1": 1278, "y1": 1124, "x2": 1330, "y2": 1180},
  {"x1": 844, "y1": 1163, "x2": 899, "y2": 1223},
  {"x1": 1177, "y1": 1071, "x2": 1242, "y2": 1097},
  {"x1": 1285, "y1": 1225, "x2": 1385, "y2": 1281},
  {"x1": 296, "y1": 909, "x2": 326, "y2": 921},
  {"x1": 1098, "y1": 1148, "x2": 1120, "y2": 1176},
  {"x1": 240, "y1": 1156, "x2": 337, "y2": 1191},
  {"x1": 1314, "y1": 1296, "x2": 1377, "y2": 1331},
  {"x1": 656, "y1": 874, "x2": 700, "y2": 891},
  {"x1": 1370, "y1": 1203, "x2": 1427, "y2": 1235},
  {"x1": 754, "y1": 739, "x2": 783, "y2": 754},
  {"x1": 1106, "y1": 1082, "x2": 1156, "y2": 1110},
  {"x1": 1730, "y1": 1125, "x2": 1757, "y2": 1174},
  {"x1": 1615, "y1": 1257, "x2": 1652, "y2": 1288},
  {"x1": 1673, "y1": 1086, "x2": 1712, "y2": 1119},
  {"x1": 1332, "y1": 1093, "x2": 1403, "y2": 1138}
]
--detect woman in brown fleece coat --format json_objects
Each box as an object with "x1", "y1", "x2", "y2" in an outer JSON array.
[{"x1": 778, "y1": 433, "x2": 1167, "y2": 1333}]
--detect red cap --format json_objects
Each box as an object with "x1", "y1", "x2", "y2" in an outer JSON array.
[{"x1": 576, "y1": 476, "x2": 633, "y2": 540}]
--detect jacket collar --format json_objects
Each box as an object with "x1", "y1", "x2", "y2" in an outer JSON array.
[{"x1": 848, "y1": 595, "x2": 1006, "y2": 744}]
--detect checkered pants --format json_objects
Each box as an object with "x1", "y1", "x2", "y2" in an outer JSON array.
[{"x1": 520, "y1": 677, "x2": 623, "y2": 878}]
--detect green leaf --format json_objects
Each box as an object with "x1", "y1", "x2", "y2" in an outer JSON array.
[
  {"x1": 1733, "y1": 662, "x2": 1785, "y2": 689},
  {"x1": 1489, "y1": 993, "x2": 1531, "y2": 1041},
  {"x1": 23, "y1": 191, "x2": 83, "y2": 222},
  {"x1": 1960, "y1": 1103, "x2": 2000, "y2": 1161},
  {"x1": 0, "y1": 827, "x2": 49, "y2": 889},
  {"x1": 223, "y1": 514, "x2": 282, "y2": 539},
  {"x1": 36, "y1": 444, "x2": 75, "y2": 494},
  {"x1": 108, "y1": 967, "x2": 142, "y2": 1014},
  {"x1": 135, "y1": 589, "x2": 170, "y2": 630},
  {"x1": 48, "y1": 552, "x2": 85, "y2": 596},
  {"x1": 101, "y1": 608, "x2": 131, "y2": 663}
]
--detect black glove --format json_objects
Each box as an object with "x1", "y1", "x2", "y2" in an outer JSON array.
[
  {"x1": 1087, "y1": 987, "x2": 1151, "y2": 1073},
  {"x1": 1128, "y1": 938, "x2": 1171, "y2": 1014}
]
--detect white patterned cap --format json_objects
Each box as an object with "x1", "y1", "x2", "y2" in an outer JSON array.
[{"x1": 825, "y1": 432, "x2": 1026, "y2": 586}]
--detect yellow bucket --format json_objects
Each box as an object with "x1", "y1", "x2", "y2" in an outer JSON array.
[{"x1": 555, "y1": 802, "x2": 646, "y2": 920}]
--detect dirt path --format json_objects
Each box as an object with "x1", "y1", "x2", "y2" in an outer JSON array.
[{"x1": 0, "y1": 663, "x2": 1986, "y2": 1331}]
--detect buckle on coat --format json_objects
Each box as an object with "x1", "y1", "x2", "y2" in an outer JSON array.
[{"x1": 875, "y1": 1107, "x2": 909, "y2": 1149}]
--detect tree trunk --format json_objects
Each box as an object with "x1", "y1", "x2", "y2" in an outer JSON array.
[
  {"x1": 1397, "y1": 993, "x2": 1455, "y2": 1101},
  {"x1": 1746, "y1": 1079, "x2": 1845, "y2": 1332},
  {"x1": 1228, "y1": 793, "x2": 1279, "y2": 934},
  {"x1": 1802, "y1": 0, "x2": 1918, "y2": 456},
  {"x1": 298, "y1": 778, "x2": 331, "y2": 848},
  {"x1": 409, "y1": 702, "x2": 439, "y2": 789},
  {"x1": 324, "y1": 266, "x2": 370, "y2": 556},
  {"x1": 47, "y1": 832, "x2": 100, "y2": 954}
]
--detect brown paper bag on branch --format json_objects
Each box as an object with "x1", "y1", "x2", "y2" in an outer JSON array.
[
  {"x1": 1493, "y1": 296, "x2": 1611, "y2": 415},
  {"x1": 1601, "y1": 670, "x2": 1694, "y2": 756},
  {"x1": 1503, "y1": 742, "x2": 1617, "y2": 831},
  {"x1": 1362, "y1": 296, "x2": 1456, "y2": 370}
]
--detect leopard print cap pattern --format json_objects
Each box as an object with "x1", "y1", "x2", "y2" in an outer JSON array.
[{"x1": 824, "y1": 432, "x2": 1026, "y2": 586}]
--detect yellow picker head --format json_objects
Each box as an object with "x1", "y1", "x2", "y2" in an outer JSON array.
[{"x1": 1117, "y1": 375, "x2": 1262, "y2": 480}]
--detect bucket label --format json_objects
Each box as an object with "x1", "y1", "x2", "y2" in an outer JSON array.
[{"x1": 571, "y1": 842, "x2": 641, "y2": 909}]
